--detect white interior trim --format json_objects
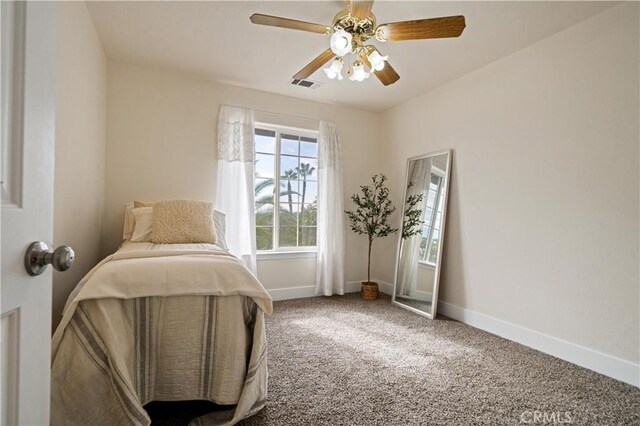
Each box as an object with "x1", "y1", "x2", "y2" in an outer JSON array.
[
  {"x1": 418, "y1": 261, "x2": 435, "y2": 270},
  {"x1": 1, "y1": 310, "x2": 19, "y2": 426},
  {"x1": 257, "y1": 250, "x2": 317, "y2": 260},
  {"x1": 354, "y1": 280, "x2": 394, "y2": 295},
  {"x1": 268, "y1": 285, "x2": 316, "y2": 301},
  {"x1": 437, "y1": 300, "x2": 640, "y2": 388},
  {"x1": 1, "y1": 0, "x2": 25, "y2": 208},
  {"x1": 267, "y1": 279, "x2": 393, "y2": 301}
]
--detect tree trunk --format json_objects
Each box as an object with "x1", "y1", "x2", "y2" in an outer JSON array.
[
  {"x1": 367, "y1": 238, "x2": 373, "y2": 283},
  {"x1": 287, "y1": 180, "x2": 293, "y2": 213},
  {"x1": 301, "y1": 178, "x2": 306, "y2": 215}
]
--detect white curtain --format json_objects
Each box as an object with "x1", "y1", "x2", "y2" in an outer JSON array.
[
  {"x1": 216, "y1": 105, "x2": 257, "y2": 274},
  {"x1": 315, "y1": 121, "x2": 346, "y2": 296},
  {"x1": 397, "y1": 157, "x2": 431, "y2": 297}
]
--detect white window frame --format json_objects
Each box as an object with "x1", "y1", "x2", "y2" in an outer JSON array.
[
  {"x1": 255, "y1": 122, "x2": 319, "y2": 254},
  {"x1": 418, "y1": 166, "x2": 446, "y2": 267}
]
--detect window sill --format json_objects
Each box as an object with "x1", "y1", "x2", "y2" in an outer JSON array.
[
  {"x1": 257, "y1": 250, "x2": 318, "y2": 260},
  {"x1": 418, "y1": 262, "x2": 436, "y2": 270}
]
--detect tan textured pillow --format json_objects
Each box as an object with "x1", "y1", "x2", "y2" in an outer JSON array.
[
  {"x1": 134, "y1": 200, "x2": 228, "y2": 248},
  {"x1": 151, "y1": 200, "x2": 217, "y2": 244}
]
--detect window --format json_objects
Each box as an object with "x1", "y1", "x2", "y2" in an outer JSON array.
[
  {"x1": 254, "y1": 125, "x2": 318, "y2": 251},
  {"x1": 419, "y1": 173, "x2": 444, "y2": 265}
]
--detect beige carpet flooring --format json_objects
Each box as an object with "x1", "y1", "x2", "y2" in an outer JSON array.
[
  {"x1": 238, "y1": 294, "x2": 639, "y2": 425},
  {"x1": 149, "y1": 293, "x2": 640, "y2": 425}
]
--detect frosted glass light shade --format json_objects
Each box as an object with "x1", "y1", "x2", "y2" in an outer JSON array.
[
  {"x1": 367, "y1": 50, "x2": 388, "y2": 71},
  {"x1": 349, "y1": 61, "x2": 370, "y2": 82},
  {"x1": 330, "y1": 28, "x2": 352, "y2": 57},
  {"x1": 323, "y1": 58, "x2": 344, "y2": 80}
]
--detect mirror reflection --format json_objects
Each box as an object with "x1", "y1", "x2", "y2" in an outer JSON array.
[{"x1": 393, "y1": 151, "x2": 451, "y2": 318}]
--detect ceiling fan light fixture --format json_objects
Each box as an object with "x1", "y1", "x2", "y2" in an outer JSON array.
[
  {"x1": 367, "y1": 50, "x2": 388, "y2": 71},
  {"x1": 250, "y1": 4, "x2": 466, "y2": 87},
  {"x1": 330, "y1": 28, "x2": 353, "y2": 57},
  {"x1": 349, "y1": 60, "x2": 370, "y2": 82},
  {"x1": 323, "y1": 57, "x2": 344, "y2": 80},
  {"x1": 374, "y1": 25, "x2": 388, "y2": 42}
]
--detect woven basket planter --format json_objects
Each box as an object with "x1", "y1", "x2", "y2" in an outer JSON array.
[{"x1": 360, "y1": 282, "x2": 378, "y2": 300}]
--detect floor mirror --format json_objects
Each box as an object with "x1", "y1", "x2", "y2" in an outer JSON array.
[{"x1": 392, "y1": 150, "x2": 452, "y2": 318}]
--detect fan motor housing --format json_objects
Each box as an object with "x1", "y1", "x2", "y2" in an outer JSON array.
[{"x1": 332, "y1": 8, "x2": 376, "y2": 42}]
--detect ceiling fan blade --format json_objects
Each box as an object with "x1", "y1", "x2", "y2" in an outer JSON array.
[
  {"x1": 360, "y1": 47, "x2": 399, "y2": 86},
  {"x1": 293, "y1": 48, "x2": 335, "y2": 80},
  {"x1": 250, "y1": 13, "x2": 330, "y2": 35},
  {"x1": 372, "y1": 61, "x2": 400, "y2": 86},
  {"x1": 350, "y1": 0, "x2": 374, "y2": 20},
  {"x1": 376, "y1": 15, "x2": 465, "y2": 42}
]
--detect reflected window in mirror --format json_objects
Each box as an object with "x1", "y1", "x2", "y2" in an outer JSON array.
[{"x1": 419, "y1": 173, "x2": 445, "y2": 266}]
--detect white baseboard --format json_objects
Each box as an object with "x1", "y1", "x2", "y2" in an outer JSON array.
[
  {"x1": 347, "y1": 279, "x2": 394, "y2": 295},
  {"x1": 268, "y1": 285, "x2": 316, "y2": 301},
  {"x1": 377, "y1": 280, "x2": 394, "y2": 295},
  {"x1": 437, "y1": 300, "x2": 640, "y2": 388},
  {"x1": 267, "y1": 279, "x2": 394, "y2": 301}
]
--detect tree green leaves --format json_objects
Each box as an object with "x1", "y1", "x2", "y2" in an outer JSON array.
[{"x1": 345, "y1": 174, "x2": 399, "y2": 240}]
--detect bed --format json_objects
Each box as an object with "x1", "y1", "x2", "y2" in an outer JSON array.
[{"x1": 50, "y1": 201, "x2": 272, "y2": 425}]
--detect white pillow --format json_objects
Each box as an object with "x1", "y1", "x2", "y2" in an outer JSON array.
[
  {"x1": 212, "y1": 210, "x2": 228, "y2": 251},
  {"x1": 130, "y1": 207, "x2": 154, "y2": 242},
  {"x1": 122, "y1": 201, "x2": 135, "y2": 240}
]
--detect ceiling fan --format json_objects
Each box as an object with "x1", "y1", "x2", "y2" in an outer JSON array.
[{"x1": 250, "y1": 0, "x2": 466, "y2": 86}]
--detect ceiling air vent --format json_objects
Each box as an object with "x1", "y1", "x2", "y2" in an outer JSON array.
[{"x1": 290, "y1": 79, "x2": 323, "y2": 89}]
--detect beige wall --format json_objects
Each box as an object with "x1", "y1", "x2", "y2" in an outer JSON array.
[
  {"x1": 53, "y1": 2, "x2": 107, "y2": 329},
  {"x1": 104, "y1": 61, "x2": 386, "y2": 290},
  {"x1": 382, "y1": 3, "x2": 639, "y2": 363}
]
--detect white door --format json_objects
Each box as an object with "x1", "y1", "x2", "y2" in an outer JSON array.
[{"x1": 1, "y1": 2, "x2": 55, "y2": 425}]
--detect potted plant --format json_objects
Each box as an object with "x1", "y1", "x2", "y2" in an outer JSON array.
[{"x1": 345, "y1": 174, "x2": 398, "y2": 300}]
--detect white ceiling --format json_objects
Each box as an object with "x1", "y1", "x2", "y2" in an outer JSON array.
[{"x1": 87, "y1": 1, "x2": 615, "y2": 112}]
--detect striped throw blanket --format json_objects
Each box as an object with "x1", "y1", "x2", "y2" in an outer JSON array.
[{"x1": 51, "y1": 244, "x2": 272, "y2": 425}]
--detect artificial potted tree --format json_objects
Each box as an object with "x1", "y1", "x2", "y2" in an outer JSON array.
[{"x1": 345, "y1": 174, "x2": 398, "y2": 300}]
